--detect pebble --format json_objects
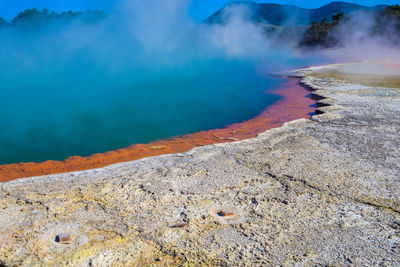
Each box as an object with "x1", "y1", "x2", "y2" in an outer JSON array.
[
  {"x1": 218, "y1": 210, "x2": 234, "y2": 217},
  {"x1": 56, "y1": 233, "x2": 71, "y2": 244},
  {"x1": 171, "y1": 223, "x2": 187, "y2": 228}
]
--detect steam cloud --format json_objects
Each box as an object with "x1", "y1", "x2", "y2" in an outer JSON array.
[
  {"x1": 0, "y1": 0, "x2": 317, "y2": 163},
  {"x1": 0, "y1": 0, "x2": 398, "y2": 163},
  {"x1": 1, "y1": 1, "x2": 398, "y2": 88},
  {"x1": 329, "y1": 9, "x2": 400, "y2": 62},
  {"x1": 0, "y1": 0, "x2": 324, "y2": 74}
]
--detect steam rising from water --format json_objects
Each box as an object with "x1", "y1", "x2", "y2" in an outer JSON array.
[
  {"x1": 0, "y1": 0, "x2": 317, "y2": 164},
  {"x1": 4, "y1": 0, "x2": 397, "y2": 164},
  {"x1": 322, "y1": 9, "x2": 400, "y2": 63}
]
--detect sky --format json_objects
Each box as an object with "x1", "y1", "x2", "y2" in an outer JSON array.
[{"x1": 0, "y1": 0, "x2": 399, "y2": 21}]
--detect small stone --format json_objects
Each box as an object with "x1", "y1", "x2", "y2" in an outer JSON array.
[
  {"x1": 217, "y1": 210, "x2": 234, "y2": 217},
  {"x1": 171, "y1": 223, "x2": 187, "y2": 228},
  {"x1": 56, "y1": 233, "x2": 71, "y2": 244},
  {"x1": 155, "y1": 257, "x2": 163, "y2": 261}
]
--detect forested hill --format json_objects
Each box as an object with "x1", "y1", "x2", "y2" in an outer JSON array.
[
  {"x1": 205, "y1": 1, "x2": 389, "y2": 25},
  {"x1": 0, "y1": 9, "x2": 105, "y2": 29},
  {"x1": 300, "y1": 4, "x2": 400, "y2": 47},
  {"x1": 1, "y1": 3, "x2": 398, "y2": 49},
  {"x1": 204, "y1": 2, "x2": 399, "y2": 48}
]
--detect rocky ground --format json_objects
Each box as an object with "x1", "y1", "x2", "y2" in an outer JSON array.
[{"x1": 0, "y1": 64, "x2": 399, "y2": 266}]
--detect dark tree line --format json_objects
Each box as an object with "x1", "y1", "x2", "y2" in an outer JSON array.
[
  {"x1": 299, "y1": 5, "x2": 400, "y2": 48},
  {"x1": 0, "y1": 17, "x2": 7, "y2": 26},
  {"x1": 2, "y1": 5, "x2": 400, "y2": 48},
  {"x1": 0, "y1": 8, "x2": 105, "y2": 30},
  {"x1": 372, "y1": 4, "x2": 400, "y2": 44},
  {"x1": 383, "y1": 4, "x2": 400, "y2": 17},
  {"x1": 299, "y1": 12, "x2": 344, "y2": 47}
]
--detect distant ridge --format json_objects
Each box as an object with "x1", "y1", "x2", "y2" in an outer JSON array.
[
  {"x1": 0, "y1": 8, "x2": 105, "y2": 28},
  {"x1": 205, "y1": 1, "x2": 389, "y2": 25}
]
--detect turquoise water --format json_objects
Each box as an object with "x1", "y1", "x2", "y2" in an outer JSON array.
[
  {"x1": 0, "y1": 1, "x2": 335, "y2": 165},
  {"x1": 0, "y1": 59, "x2": 283, "y2": 164}
]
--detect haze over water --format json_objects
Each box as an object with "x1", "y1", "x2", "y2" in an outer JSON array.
[{"x1": 0, "y1": 0, "x2": 327, "y2": 164}]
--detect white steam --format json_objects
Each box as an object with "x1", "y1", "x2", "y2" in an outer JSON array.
[{"x1": 328, "y1": 9, "x2": 400, "y2": 62}]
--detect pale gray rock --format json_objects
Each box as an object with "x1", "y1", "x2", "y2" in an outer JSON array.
[{"x1": 0, "y1": 64, "x2": 399, "y2": 266}]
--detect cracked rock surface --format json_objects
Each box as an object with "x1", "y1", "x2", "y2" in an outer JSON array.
[{"x1": 0, "y1": 64, "x2": 399, "y2": 266}]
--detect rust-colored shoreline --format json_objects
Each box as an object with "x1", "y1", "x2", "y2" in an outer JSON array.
[{"x1": 0, "y1": 77, "x2": 315, "y2": 182}]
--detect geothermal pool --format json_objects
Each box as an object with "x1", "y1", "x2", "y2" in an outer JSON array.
[{"x1": 0, "y1": 59, "x2": 284, "y2": 165}]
